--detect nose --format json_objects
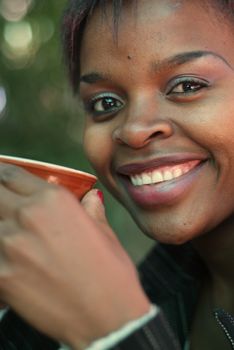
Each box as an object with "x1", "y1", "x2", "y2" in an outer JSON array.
[{"x1": 112, "y1": 98, "x2": 174, "y2": 149}]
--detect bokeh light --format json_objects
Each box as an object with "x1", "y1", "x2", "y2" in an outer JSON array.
[
  {"x1": 2, "y1": 20, "x2": 36, "y2": 68},
  {"x1": 0, "y1": 0, "x2": 34, "y2": 22},
  {"x1": 4, "y1": 21, "x2": 33, "y2": 50},
  {"x1": 2, "y1": 17, "x2": 55, "y2": 69}
]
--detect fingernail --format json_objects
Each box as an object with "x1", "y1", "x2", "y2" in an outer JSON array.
[{"x1": 97, "y1": 190, "x2": 104, "y2": 204}]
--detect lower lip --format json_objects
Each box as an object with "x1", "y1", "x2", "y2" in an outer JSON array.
[{"x1": 119, "y1": 161, "x2": 207, "y2": 208}]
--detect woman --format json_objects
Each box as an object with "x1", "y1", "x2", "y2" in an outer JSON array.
[{"x1": 0, "y1": 0, "x2": 234, "y2": 349}]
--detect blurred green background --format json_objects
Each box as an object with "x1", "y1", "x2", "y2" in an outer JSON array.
[{"x1": 0, "y1": 0, "x2": 154, "y2": 263}]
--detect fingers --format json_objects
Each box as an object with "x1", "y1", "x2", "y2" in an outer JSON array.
[
  {"x1": 0, "y1": 163, "x2": 49, "y2": 196},
  {"x1": 81, "y1": 189, "x2": 121, "y2": 243},
  {"x1": 81, "y1": 189, "x2": 107, "y2": 225},
  {"x1": 0, "y1": 220, "x2": 22, "y2": 272},
  {"x1": 0, "y1": 185, "x2": 22, "y2": 218},
  {"x1": 0, "y1": 164, "x2": 54, "y2": 219}
]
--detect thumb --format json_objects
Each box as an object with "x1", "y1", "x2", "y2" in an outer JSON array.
[
  {"x1": 81, "y1": 189, "x2": 125, "y2": 251},
  {"x1": 81, "y1": 189, "x2": 124, "y2": 247},
  {"x1": 81, "y1": 189, "x2": 107, "y2": 225}
]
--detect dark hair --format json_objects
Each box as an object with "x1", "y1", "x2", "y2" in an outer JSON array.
[
  {"x1": 62, "y1": 0, "x2": 234, "y2": 92},
  {"x1": 62, "y1": 0, "x2": 124, "y2": 91}
]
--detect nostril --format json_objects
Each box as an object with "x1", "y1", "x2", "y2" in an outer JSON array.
[
  {"x1": 149, "y1": 130, "x2": 164, "y2": 139},
  {"x1": 113, "y1": 119, "x2": 174, "y2": 148}
]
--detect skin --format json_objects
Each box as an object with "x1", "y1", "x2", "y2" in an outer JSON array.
[
  {"x1": 79, "y1": 0, "x2": 234, "y2": 348},
  {"x1": 0, "y1": 165, "x2": 150, "y2": 348},
  {"x1": 81, "y1": 0, "x2": 234, "y2": 245},
  {"x1": 0, "y1": 1, "x2": 233, "y2": 350}
]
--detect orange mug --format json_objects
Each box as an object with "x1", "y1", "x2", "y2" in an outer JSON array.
[{"x1": 0, "y1": 155, "x2": 97, "y2": 199}]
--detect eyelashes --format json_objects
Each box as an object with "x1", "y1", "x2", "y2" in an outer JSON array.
[
  {"x1": 83, "y1": 92, "x2": 125, "y2": 118},
  {"x1": 82, "y1": 76, "x2": 210, "y2": 120},
  {"x1": 166, "y1": 76, "x2": 210, "y2": 96}
]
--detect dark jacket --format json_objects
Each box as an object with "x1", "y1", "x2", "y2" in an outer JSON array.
[
  {"x1": 0, "y1": 243, "x2": 233, "y2": 349},
  {"x1": 111, "y1": 243, "x2": 234, "y2": 349}
]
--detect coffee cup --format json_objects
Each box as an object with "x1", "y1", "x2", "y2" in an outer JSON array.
[{"x1": 0, "y1": 155, "x2": 97, "y2": 199}]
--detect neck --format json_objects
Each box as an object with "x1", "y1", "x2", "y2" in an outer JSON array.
[{"x1": 192, "y1": 214, "x2": 234, "y2": 314}]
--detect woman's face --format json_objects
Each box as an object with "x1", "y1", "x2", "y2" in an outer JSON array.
[{"x1": 79, "y1": 0, "x2": 234, "y2": 244}]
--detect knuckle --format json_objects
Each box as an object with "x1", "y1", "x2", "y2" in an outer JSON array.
[
  {"x1": 0, "y1": 165, "x2": 23, "y2": 184},
  {"x1": 0, "y1": 231, "x2": 22, "y2": 257},
  {"x1": 0, "y1": 231, "x2": 31, "y2": 268},
  {"x1": 16, "y1": 203, "x2": 34, "y2": 222},
  {"x1": 16, "y1": 186, "x2": 69, "y2": 227},
  {"x1": 16, "y1": 202, "x2": 42, "y2": 228},
  {"x1": 40, "y1": 184, "x2": 62, "y2": 200},
  {"x1": 39, "y1": 184, "x2": 72, "y2": 203},
  {"x1": 1, "y1": 233, "x2": 15, "y2": 252}
]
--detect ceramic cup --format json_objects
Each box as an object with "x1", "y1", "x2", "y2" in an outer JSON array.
[{"x1": 0, "y1": 155, "x2": 97, "y2": 199}]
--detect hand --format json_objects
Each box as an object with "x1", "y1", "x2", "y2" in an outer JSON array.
[{"x1": 0, "y1": 164, "x2": 150, "y2": 349}]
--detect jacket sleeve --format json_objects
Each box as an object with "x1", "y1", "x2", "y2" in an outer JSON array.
[
  {"x1": 109, "y1": 310, "x2": 181, "y2": 350},
  {"x1": 60, "y1": 307, "x2": 181, "y2": 350}
]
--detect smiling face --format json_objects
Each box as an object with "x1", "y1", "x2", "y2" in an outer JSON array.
[{"x1": 79, "y1": 0, "x2": 234, "y2": 244}]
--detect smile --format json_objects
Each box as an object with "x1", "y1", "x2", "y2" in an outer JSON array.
[
  {"x1": 117, "y1": 155, "x2": 208, "y2": 207},
  {"x1": 129, "y1": 160, "x2": 200, "y2": 186}
]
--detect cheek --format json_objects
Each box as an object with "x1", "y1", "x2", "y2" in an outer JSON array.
[
  {"x1": 180, "y1": 96, "x2": 234, "y2": 162},
  {"x1": 83, "y1": 125, "x2": 113, "y2": 173}
]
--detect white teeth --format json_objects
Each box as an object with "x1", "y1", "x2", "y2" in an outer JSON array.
[
  {"x1": 136, "y1": 175, "x2": 143, "y2": 185},
  {"x1": 141, "y1": 173, "x2": 152, "y2": 185},
  {"x1": 163, "y1": 171, "x2": 174, "y2": 181},
  {"x1": 152, "y1": 171, "x2": 163, "y2": 183},
  {"x1": 131, "y1": 176, "x2": 138, "y2": 186},
  {"x1": 129, "y1": 160, "x2": 200, "y2": 186},
  {"x1": 173, "y1": 168, "x2": 183, "y2": 178}
]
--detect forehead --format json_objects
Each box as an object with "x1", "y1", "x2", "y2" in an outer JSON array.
[
  {"x1": 80, "y1": 0, "x2": 233, "y2": 76},
  {"x1": 81, "y1": 0, "x2": 186, "y2": 52}
]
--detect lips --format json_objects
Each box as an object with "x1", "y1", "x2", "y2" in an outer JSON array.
[
  {"x1": 117, "y1": 153, "x2": 207, "y2": 177},
  {"x1": 116, "y1": 153, "x2": 208, "y2": 207}
]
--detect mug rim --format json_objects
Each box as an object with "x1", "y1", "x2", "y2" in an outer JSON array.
[{"x1": 0, "y1": 155, "x2": 97, "y2": 181}]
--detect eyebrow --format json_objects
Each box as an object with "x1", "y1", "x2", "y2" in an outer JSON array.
[
  {"x1": 80, "y1": 72, "x2": 111, "y2": 84},
  {"x1": 157, "y1": 50, "x2": 232, "y2": 71},
  {"x1": 79, "y1": 50, "x2": 232, "y2": 85}
]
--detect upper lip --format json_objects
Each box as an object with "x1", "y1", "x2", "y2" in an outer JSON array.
[{"x1": 116, "y1": 153, "x2": 208, "y2": 176}]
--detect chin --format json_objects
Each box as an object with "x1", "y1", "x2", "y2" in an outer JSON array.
[
  {"x1": 146, "y1": 230, "x2": 197, "y2": 246},
  {"x1": 133, "y1": 214, "x2": 211, "y2": 246}
]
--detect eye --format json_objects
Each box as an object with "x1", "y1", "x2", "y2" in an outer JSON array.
[
  {"x1": 166, "y1": 77, "x2": 209, "y2": 97},
  {"x1": 84, "y1": 92, "x2": 124, "y2": 118}
]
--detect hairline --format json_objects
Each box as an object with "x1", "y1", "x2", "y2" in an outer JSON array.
[{"x1": 62, "y1": 0, "x2": 234, "y2": 92}]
